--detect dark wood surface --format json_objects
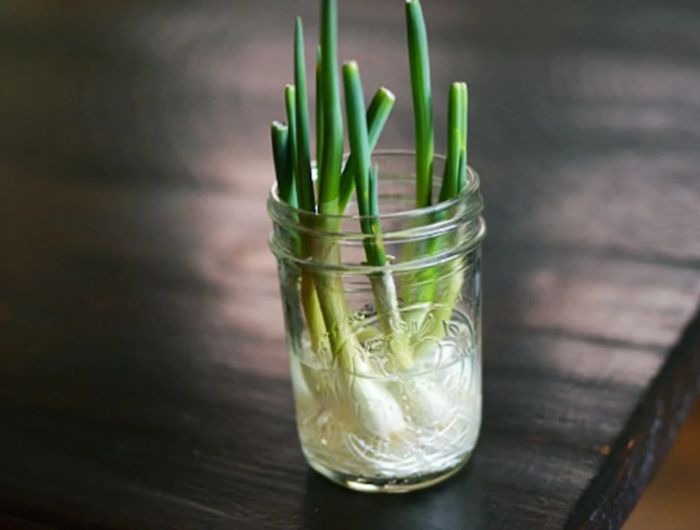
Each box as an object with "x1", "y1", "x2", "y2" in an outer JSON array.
[{"x1": 1, "y1": 1, "x2": 699, "y2": 529}]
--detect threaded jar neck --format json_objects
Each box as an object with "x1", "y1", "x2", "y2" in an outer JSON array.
[{"x1": 268, "y1": 151, "x2": 486, "y2": 273}]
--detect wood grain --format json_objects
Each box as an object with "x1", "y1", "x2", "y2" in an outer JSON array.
[{"x1": 0, "y1": 1, "x2": 698, "y2": 529}]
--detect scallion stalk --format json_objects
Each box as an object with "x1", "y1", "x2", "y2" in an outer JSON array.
[
  {"x1": 286, "y1": 85, "x2": 314, "y2": 213},
  {"x1": 317, "y1": 0, "x2": 343, "y2": 216},
  {"x1": 285, "y1": 86, "x2": 298, "y2": 183},
  {"x1": 439, "y1": 82, "x2": 466, "y2": 202},
  {"x1": 285, "y1": 84, "x2": 326, "y2": 354},
  {"x1": 271, "y1": 121, "x2": 298, "y2": 208},
  {"x1": 343, "y1": 61, "x2": 412, "y2": 368},
  {"x1": 294, "y1": 19, "x2": 316, "y2": 213},
  {"x1": 315, "y1": 46, "x2": 324, "y2": 173},
  {"x1": 422, "y1": 84, "x2": 470, "y2": 339},
  {"x1": 458, "y1": 83, "x2": 469, "y2": 194},
  {"x1": 401, "y1": 81, "x2": 468, "y2": 333},
  {"x1": 338, "y1": 87, "x2": 396, "y2": 213},
  {"x1": 458, "y1": 145, "x2": 467, "y2": 194},
  {"x1": 342, "y1": 62, "x2": 373, "y2": 238},
  {"x1": 312, "y1": 0, "x2": 362, "y2": 374},
  {"x1": 399, "y1": 0, "x2": 436, "y2": 312},
  {"x1": 406, "y1": 0, "x2": 434, "y2": 208}
]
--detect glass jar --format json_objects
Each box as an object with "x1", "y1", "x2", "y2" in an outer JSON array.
[{"x1": 268, "y1": 151, "x2": 486, "y2": 493}]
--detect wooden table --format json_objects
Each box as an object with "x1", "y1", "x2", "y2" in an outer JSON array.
[{"x1": 0, "y1": 1, "x2": 699, "y2": 528}]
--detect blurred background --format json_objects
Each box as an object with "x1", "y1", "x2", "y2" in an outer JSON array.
[{"x1": 0, "y1": 0, "x2": 698, "y2": 528}]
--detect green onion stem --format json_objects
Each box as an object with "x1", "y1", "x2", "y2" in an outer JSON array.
[
  {"x1": 294, "y1": 18, "x2": 316, "y2": 213},
  {"x1": 431, "y1": 84, "x2": 469, "y2": 335},
  {"x1": 406, "y1": 0, "x2": 434, "y2": 208},
  {"x1": 338, "y1": 87, "x2": 396, "y2": 213},
  {"x1": 342, "y1": 63, "x2": 373, "y2": 247},
  {"x1": 285, "y1": 86, "x2": 298, "y2": 182},
  {"x1": 285, "y1": 86, "x2": 325, "y2": 354},
  {"x1": 286, "y1": 85, "x2": 312, "y2": 213},
  {"x1": 460, "y1": 84, "x2": 468, "y2": 153},
  {"x1": 457, "y1": 147, "x2": 467, "y2": 195},
  {"x1": 458, "y1": 84, "x2": 469, "y2": 193},
  {"x1": 369, "y1": 166, "x2": 413, "y2": 369},
  {"x1": 271, "y1": 121, "x2": 298, "y2": 208},
  {"x1": 439, "y1": 82, "x2": 465, "y2": 202},
  {"x1": 369, "y1": 165, "x2": 380, "y2": 225},
  {"x1": 344, "y1": 61, "x2": 412, "y2": 369},
  {"x1": 318, "y1": 0, "x2": 343, "y2": 216},
  {"x1": 400, "y1": 0, "x2": 435, "y2": 312},
  {"x1": 404, "y1": 82, "x2": 467, "y2": 331},
  {"x1": 301, "y1": 268, "x2": 327, "y2": 355},
  {"x1": 312, "y1": 0, "x2": 360, "y2": 373},
  {"x1": 315, "y1": 46, "x2": 324, "y2": 174}
]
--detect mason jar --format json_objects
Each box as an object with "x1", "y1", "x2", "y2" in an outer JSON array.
[{"x1": 268, "y1": 151, "x2": 486, "y2": 493}]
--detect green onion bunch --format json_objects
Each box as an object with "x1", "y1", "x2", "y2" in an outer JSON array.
[{"x1": 271, "y1": 0, "x2": 469, "y2": 372}]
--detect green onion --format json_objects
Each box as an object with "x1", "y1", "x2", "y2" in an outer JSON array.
[
  {"x1": 309, "y1": 0, "x2": 361, "y2": 374},
  {"x1": 439, "y1": 82, "x2": 466, "y2": 202},
  {"x1": 338, "y1": 87, "x2": 396, "y2": 213},
  {"x1": 344, "y1": 61, "x2": 412, "y2": 368},
  {"x1": 421, "y1": 84, "x2": 469, "y2": 339},
  {"x1": 285, "y1": 85, "x2": 297, "y2": 181},
  {"x1": 406, "y1": 0, "x2": 434, "y2": 208},
  {"x1": 318, "y1": 0, "x2": 343, "y2": 216},
  {"x1": 343, "y1": 61, "x2": 381, "y2": 265},
  {"x1": 286, "y1": 85, "x2": 315, "y2": 213},
  {"x1": 294, "y1": 19, "x2": 316, "y2": 213},
  {"x1": 461, "y1": 83, "x2": 469, "y2": 153},
  {"x1": 285, "y1": 85, "x2": 324, "y2": 354},
  {"x1": 458, "y1": 84, "x2": 469, "y2": 194},
  {"x1": 401, "y1": 81, "x2": 467, "y2": 333},
  {"x1": 399, "y1": 0, "x2": 435, "y2": 311},
  {"x1": 271, "y1": 121, "x2": 298, "y2": 208}
]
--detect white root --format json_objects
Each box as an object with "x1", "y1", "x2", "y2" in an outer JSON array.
[{"x1": 347, "y1": 376, "x2": 406, "y2": 437}]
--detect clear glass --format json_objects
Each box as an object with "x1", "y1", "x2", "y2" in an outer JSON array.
[{"x1": 268, "y1": 151, "x2": 486, "y2": 493}]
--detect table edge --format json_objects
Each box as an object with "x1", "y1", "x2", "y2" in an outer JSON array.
[{"x1": 567, "y1": 306, "x2": 700, "y2": 529}]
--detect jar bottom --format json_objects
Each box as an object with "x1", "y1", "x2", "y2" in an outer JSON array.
[{"x1": 305, "y1": 451, "x2": 473, "y2": 493}]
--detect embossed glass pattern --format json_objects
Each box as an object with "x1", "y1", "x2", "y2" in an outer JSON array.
[{"x1": 268, "y1": 152, "x2": 485, "y2": 492}]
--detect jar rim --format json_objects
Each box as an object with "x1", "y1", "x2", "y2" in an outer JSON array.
[
  {"x1": 268, "y1": 149, "x2": 486, "y2": 273},
  {"x1": 268, "y1": 150, "x2": 482, "y2": 224}
]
